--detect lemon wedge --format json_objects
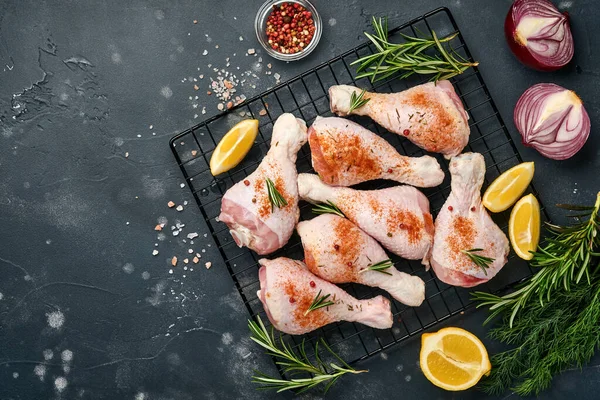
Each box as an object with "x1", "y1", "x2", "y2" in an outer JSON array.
[
  {"x1": 420, "y1": 327, "x2": 491, "y2": 391},
  {"x1": 482, "y1": 162, "x2": 535, "y2": 213},
  {"x1": 210, "y1": 119, "x2": 259, "y2": 176},
  {"x1": 509, "y1": 193, "x2": 541, "y2": 260}
]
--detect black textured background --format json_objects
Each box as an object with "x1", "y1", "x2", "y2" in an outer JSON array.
[{"x1": 0, "y1": 1, "x2": 598, "y2": 399}]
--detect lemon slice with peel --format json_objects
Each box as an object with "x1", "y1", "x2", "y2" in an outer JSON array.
[
  {"x1": 482, "y1": 162, "x2": 535, "y2": 213},
  {"x1": 509, "y1": 193, "x2": 541, "y2": 260},
  {"x1": 210, "y1": 119, "x2": 259, "y2": 176},
  {"x1": 420, "y1": 327, "x2": 491, "y2": 391}
]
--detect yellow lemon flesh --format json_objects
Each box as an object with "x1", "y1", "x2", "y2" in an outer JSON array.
[
  {"x1": 210, "y1": 119, "x2": 259, "y2": 176},
  {"x1": 420, "y1": 327, "x2": 491, "y2": 391},
  {"x1": 482, "y1": 162, "x2": 535, "y2": 213},
  {"x1": 509, "y1": 193, "x2": 541, "y2": 260}
]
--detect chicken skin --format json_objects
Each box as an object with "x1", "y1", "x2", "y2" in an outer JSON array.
[
  {"x1": 297, "y1": 214, "x2": 425, "y2": 307},
  {"x1": 430, "y1": 153, "x2": 509, "y2": 287},
  {"x1": 329, "y1": 81, "x2": 470, "y2": 158},
  {"x1": 298, "y1": 173, "x2": 434, "y2": 264},
  {"x1": 308, "y1": 116, "x2": 444, "y2": 187},
  {"x1": 257, "y1": 257, "x2": 393, "y2": 335},
  {"x1": 218, "y1": 113, "x2": 307, "y2": 255}
]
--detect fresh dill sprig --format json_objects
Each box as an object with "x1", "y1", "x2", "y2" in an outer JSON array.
[
  {"x1": 266, "y1": 178, "x2": 288, "y2": 211},
  {"x1": 359, "y1": 259, "x2": 394, "y2": 275},
  {"x1": 462, "y1": 248, "x2": 494, "y2": 276},
  {"x1": 312, "y1": 200, "x2": 346, "y2": 219},
  {"x1": 304, "y1": 290, "x2": 335, "y2": 316},
  {"x1": 478, "y1": 276, "x2": 600, "y2": 396},
  {"x1": 347, "y1": 88, "x2": 370, "y2": 114},
  {"x1": 473, "y1": 193, "x2": 600, "y2": 327},
  {"x1": 249, "y1": 316, "x2": 366, "y2": 393},
  {"x1": 351, "y1": 16, "x2": 478, "y2": 83}
]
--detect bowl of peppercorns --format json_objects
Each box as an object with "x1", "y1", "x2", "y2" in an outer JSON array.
[{"x1": 255, "y1": 0, "x2": 322, "y2": 61}]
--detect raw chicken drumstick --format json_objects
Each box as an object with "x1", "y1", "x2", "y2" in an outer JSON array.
[
  {"x1": 297, "y1": 214, "x2": 426, "y2": 307},
  {"x1": 309, "y1": 116, "x2": 444, "y2": 187},
  {"x1": 430, "y1": 153, "x2": 509, "y2": 287},
  {"x1": 218, "y1": 113, "x2": 307, "y2": 255},
  {"x1": 298, "y1": 173, "x2": 434, "y2": 264},
  {"x1": 329, "y1": 81, "x2": 470, "y2": 158},
  {"x1": 257, "y1": 257, "x2": 393, "y2": 335}
]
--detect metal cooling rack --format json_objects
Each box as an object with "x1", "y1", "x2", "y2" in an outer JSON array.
[{"x1": 170, "y1": 7, "x2": 548, "y2": 373}]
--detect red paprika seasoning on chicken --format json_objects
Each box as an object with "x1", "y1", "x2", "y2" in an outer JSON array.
[{"x1": 265, "y1": 2, "x2": 316, "y2": 54}]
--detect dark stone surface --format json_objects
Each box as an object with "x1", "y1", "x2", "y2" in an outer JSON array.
[{"x1": 0, "y1": 0, "x2": 598, "y2": 399}]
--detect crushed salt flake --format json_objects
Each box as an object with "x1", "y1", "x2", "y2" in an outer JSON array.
[
  {"x1": 187, "y1": 232, "x2": 199, "y2": 239},
  {"x1": 205, "y1": 262, "x2": 212, "y2": 269}
]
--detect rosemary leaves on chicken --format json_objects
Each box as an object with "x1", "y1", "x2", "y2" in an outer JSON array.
[
  {"x1": 473, "y1": 192, "x2": 600, "y2": 327},
  {"x1": 312, "y1": 200, "x2": 346, "y2": 219},
  {"x1": 249, "y1": 316, "x2": 366, "y2": 393},
  {"x1": 266, "y1": 178, "x2": 288, "y2": 211},
  {"x1": 359, "y1": 259, "x2": 394, "y2": 275},
  {"x1": 462, "y1": 248, "x2": 494, "y2": 276},
  {"x1": 304, "y1": 290, "x2": 335, "y2": 316},
  {"x1": 347, "y1": 88, "x2": 370, "y2": 114},
  {"x1": 352, "y1": 16, "x2": 479, "y2": 82}
]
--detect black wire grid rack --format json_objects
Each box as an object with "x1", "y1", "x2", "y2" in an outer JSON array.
[{"x1": 170, "y1": 7, "x2": 547, "y2": 372}]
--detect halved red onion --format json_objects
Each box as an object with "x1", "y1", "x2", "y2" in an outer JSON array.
[
  {"x1": 505, "y1": 0, "x2": 574, "y2": 71},
  {"x1": 514, "y1": 83, "x2": 590, "y2": 160}
]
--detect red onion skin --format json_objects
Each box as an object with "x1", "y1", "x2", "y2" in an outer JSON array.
[
  {"x1": 505, "y1": 0, "x2": 573, "y2": 71},
  {"x1": 514, "y1": 83, "x2": 591, "y2": 160}
]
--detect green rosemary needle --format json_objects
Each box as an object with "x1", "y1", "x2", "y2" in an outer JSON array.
[
  {"x1": 351, "y1": 16, "x2": 479, "y2": 83},
  {"x1": 266, "y1": 178, "x2": 287, "y2": 211},
  {"x1": 249, "y1": 316, "x2": 366, "y2": 393},
  {"x1": 359, "y1": 259, "x2": 394, "y2": 275},
  {"x1": 347, "y1": 88, "x2": 370, "y2": 114},
  {"x1": 304, "y1": 290, "x2": 335, "y2": 316},
  {"x1": 474, "y1": 192, "x2": 600, "y2": 327},
  {"x1": 462, "y1": 248, "x2": 494, "y2": 276},
  {"x1": 312, "y1": 200, "x2": 346, "y2": 219}
]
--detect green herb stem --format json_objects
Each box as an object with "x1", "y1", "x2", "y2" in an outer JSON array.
[
  {"x1": 358, "y1": 259, "x2": 394, "y2": 275},
  {"x1": 312, "y1": 201, "x2": 346, "y2": 219},
  {"x1": 304, "y1": 289, "x2": 335, "y2": 316},
  {"x1": 462, "y1": 248, "x2": 494, "y2": 276},
  {"x1": 347, "y1": 88, "x2": 370, "y2": 114},
  {"x1": 249, "y1": 316, "x2": 366, "y2": 393},
  {"x1": 351, "y1": 16, "x2": 478, "y2": 83},
  {"x1": 266, "y1": 178, "x2": 288, "y2": 211}
]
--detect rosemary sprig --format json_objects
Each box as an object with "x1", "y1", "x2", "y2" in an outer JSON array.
[
  {"x1": 473, "y1": 192, "x2": 600, "y2": 327},
  {"x1": 304, "y1": 290, "x2": 335, "y2": 316},
  {"x1": 351, "y1": 16, "x2": 478, "y2": 83},
  {"x1": 266, "y1": 178, "x2": 288, "y2": 211},
  {"x1": 347, "y1": 88, "x2": 370, "y2": 114},
  {"x1": 312, "y1": 200, "x2": 346, "y2": 219},
  {"x1": 359, "y1": 259, "x2": 394, "y2": 275},
  {"x1": 462, "y1": 248, "x2": 494, "y2": 276},
  {"x1": 249, "y1": 316, "x2": 366, "y2": 393}
]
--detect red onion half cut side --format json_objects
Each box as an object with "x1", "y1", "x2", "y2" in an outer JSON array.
[
  {"x1": 505, "y1": 0, "x2": 574, "y2": 71},
  {"x1": 514, "y1": 83, "x2": 590, "y2": 160}
]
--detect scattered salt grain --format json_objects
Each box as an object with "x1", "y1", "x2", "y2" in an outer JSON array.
[
  {"x1": 184, "y1": 258, "x2": 189, "y2": 264},
  {"x1": 152, "y1": 250, "x2": 159, "y2": 256},
  {"x1": 188, "y1": 249, "x2": 194, "y2": 254},
  {"x1": 205, "y1": 262, "x2": 212, "y2": 269},
  {"x1": 171, "y1": 256, "x2": 178, "y2": 266},
  {"x1": 247, "y1": 48, "x2": 255, "y2": 55},
  {"x1": 125, "y1": 152, "x2": 129, "y2": 158},
  {"x1": 46, "y1": 311, "x2": 65, "y2": 329},
  {"x1": 55, "y1": 376, "x2": 68, "y2": 392},
  {"x1": 191, "y1": 150, "x2": 198, "y2": 156},
  {"x1": 154, "y1": 224, "x2": 162, "y2": 231},
  {"x1": 239, "y1": 36, "x2": 244, "y2": 41},
  {"x1": 180, "y1": 183, "x2": 185, "y2": 188},
  {"x1": 202, "y1": 50, "x2": 208, "y2": 56},
  {"x1": 176, "y1": 205, "x2": 184, "y2": 212},
  {"x1": 168, "y1": 201, "x2": 175, "y2": 208},
  {"x1": 187, "y1": 232, "x2": 199, "y2": 239}
]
